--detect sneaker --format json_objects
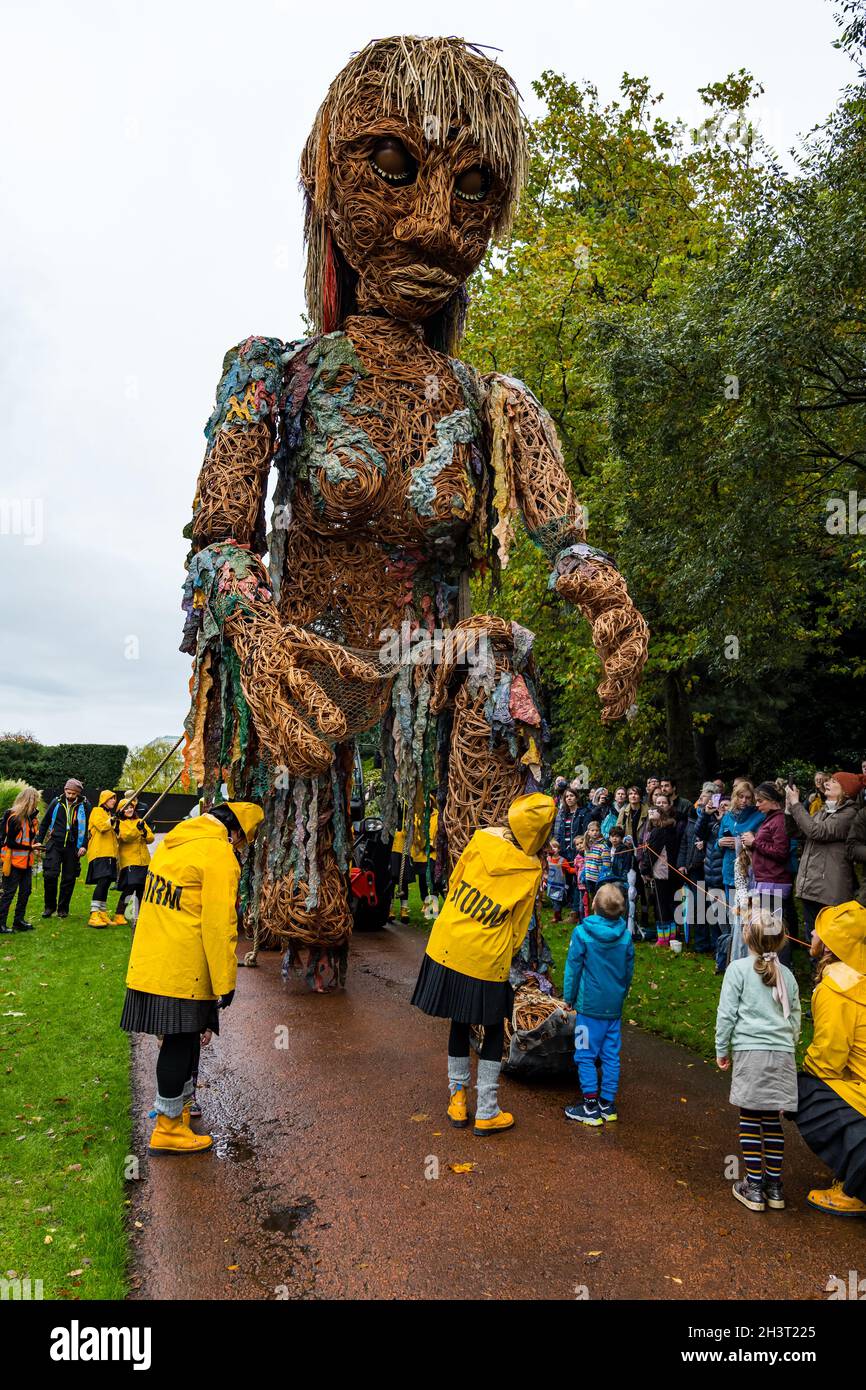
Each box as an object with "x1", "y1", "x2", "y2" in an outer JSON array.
[
  {"x1": 565, "y1": 1099, "x2": 603, "y2": 1127},
  {"x1": 763, "y1": 1178, "x2": 785, "y2": 1210},
  {"x1": 0, "y1": 925, "x2": 12, "y2": 935},
  {"x1": 598, "y1": 1099, "x2": 618, "y2": 1123},
  {"x1": 12, "y1": 921, "x2": 34, "y2": 932},
  {"x1": 732, "y1": 1178, "x2": 765, "y2": 1212}
]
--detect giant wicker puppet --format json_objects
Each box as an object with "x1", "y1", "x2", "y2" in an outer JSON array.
[{"x1": 180, "y1": 36, "x2": 649, "y2": 991}]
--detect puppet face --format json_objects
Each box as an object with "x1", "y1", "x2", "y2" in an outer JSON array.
[{"x1": 326, "y1": 103, "x2": 508, "y2": 322}]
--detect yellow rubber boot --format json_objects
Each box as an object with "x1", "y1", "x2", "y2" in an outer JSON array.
[
  {"x1": 473, "y1": 1059, "x2": 513, "y2": 1136},
  {"x1": 474, "y1": 1110, "x2": 515, "y2": 1137},
  {"x1": 807, "y1": 1181, "x2": 866, "y2": 1217},
  {"x1": 400, "y1": 902, "x2": 410, "y2": 923},
  {"x1": 149, "y1": 1113, "x2": 213, "y2": 1156},
  {"x1": 447, "y1": 1087, "x2": 469, "y2": 1128},
  {"x1": 111, "y1": 913, "x2": 127, "y2": 925},
  {"x1": 87, "y1": 910, "x2": 109, "y2": 928}
]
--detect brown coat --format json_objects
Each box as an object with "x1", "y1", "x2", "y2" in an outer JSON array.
[
  {"x1": 846, "y1": 805, "x2": 866, "y2": 908},
  {"x1": 787, "y1": 799, "x2": 858, "y2": 906}
]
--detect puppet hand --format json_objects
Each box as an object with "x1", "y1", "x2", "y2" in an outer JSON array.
[{"x1": 226, "y1": 610, "x2": 387, "y2": 777}]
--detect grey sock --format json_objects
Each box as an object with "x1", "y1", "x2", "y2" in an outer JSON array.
[
  {"x1": 447, "y1": 1055, "x2": 471, "y2": 1096},
  {"x1": 476, "y1": 1058, "x2": 503, "y2": 1120},
  {"x1": 154, "y1": 1091, "x2": 185, "y2": 1119}
]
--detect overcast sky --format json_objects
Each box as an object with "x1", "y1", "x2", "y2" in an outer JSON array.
[{"x1": 0, "y1": 0, "x2": 853, "y2": 751}]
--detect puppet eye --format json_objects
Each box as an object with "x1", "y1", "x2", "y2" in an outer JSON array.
[
  {"x1": 455, "y1": 165, "x2": 491, "y2": 202},
  {"x1": 370, "y1": 138, "x2": 417, "y2": 184}
]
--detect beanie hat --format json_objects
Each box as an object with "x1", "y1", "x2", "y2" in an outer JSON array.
[{"x1": 832, "y1": 771, "x2": 866, "y2": 801}]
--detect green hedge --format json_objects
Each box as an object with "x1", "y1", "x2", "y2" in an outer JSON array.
[{"x1": 0, "y1": 742, "x2": 128, "y2": 796}]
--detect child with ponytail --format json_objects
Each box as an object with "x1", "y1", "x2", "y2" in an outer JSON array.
[{"x1": 715, "y1": 907, "x2": 801, "y2": 1212}]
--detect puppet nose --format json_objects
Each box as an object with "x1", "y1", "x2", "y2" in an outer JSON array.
[{"x1": 393, "y1": 163, "x2": 461, "y2": 259}]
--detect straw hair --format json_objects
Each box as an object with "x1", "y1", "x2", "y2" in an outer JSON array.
[{"x1": 301, "y1": 35, "x2": 527, "y2": 340}]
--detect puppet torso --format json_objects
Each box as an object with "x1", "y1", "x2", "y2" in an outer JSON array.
[{"x1": 271, "y1": 315, "x2": 489, "y2": 649}]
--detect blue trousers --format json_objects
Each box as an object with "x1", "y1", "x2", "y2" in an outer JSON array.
[{"x1": 574, "y1": 1014, "x2": 622, "y2": 1102}]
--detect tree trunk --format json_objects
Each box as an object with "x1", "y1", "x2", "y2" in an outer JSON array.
[{"x1": 664, "y1": 670, "x2": 700, "y2": 796}]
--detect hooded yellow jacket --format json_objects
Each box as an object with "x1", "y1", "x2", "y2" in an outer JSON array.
[
  {"x1": 125, "y1": 816, "x2": 240, "y2": 1000},
  {"x1": 805, "y1": 901, "x2": 866, "y2": 1117},
  {"x1": 424, "y1": 794, "x2": 555, "y2": 983},
  {"x1": 117, "y1": 815, "x2": 155, "y2": 870},
  {"x1": 87, "y1": 790, "x2": 119, "y2": 860}
]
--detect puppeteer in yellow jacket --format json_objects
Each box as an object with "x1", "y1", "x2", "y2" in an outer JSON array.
[
  {"x1": 424, "y1": 794, "x2": 552, "y2": 984},
  {"x1": 122, "y1": 801, "x2": 264, "y2": 1160},
  {"x1": 117, "y1": 811, "x2": 155, "y2": 870},
  {"x1": 806, "y1": 901, "x2": 866, "y2": 1119},
  {"x1": 413, "y1": 792, "x2": 556, "y2": 1139},
  {"x1": 87, "y1": 789, "x2": 119, "y2": 862},
  {"x1": 795, "y1": 899, "x2": 866, "y2": 1216},
  {"x1": 126, "y1": 814, "x2": 247, "y2": 1001}
]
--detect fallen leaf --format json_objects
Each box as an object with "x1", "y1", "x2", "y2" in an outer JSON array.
[
  {"x1": 410, "y1": 1113, "x2": 429, "y2": 1123},
  {"x1": 448, "y1": 1162, "x2": 476, "y2": 1174},
  {"x1": 66, "y1": 1269, "x2": 84, "y2": 1278},
  {"x1": 675, "y1": 1180, "x2": 688, "y2": 1186},
  {"x1": 586, "y1": 1250, "x2": 602, "y2": 1257},
  {"x1": 133, "y1": 1220, "x2": 144, "y2": 1229},
  {"x1": 43, "y1": 1235, "x2": 53, "y2": 1244},
  {"x1": 227, "y1": 1265, "x2": 238, "y2": 1272},
  {"x1": 671, "y1": 1277, "x2": 683, "y2": 1285}
]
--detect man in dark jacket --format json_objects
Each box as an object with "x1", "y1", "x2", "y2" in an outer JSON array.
[{"x1": 40, "y1": 779, "x2": 89, "y2": 917}]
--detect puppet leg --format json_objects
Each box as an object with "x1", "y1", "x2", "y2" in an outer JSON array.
[
  {"x1": 432, "y1": 616, "x2": 543, "y2": 868},
  {"x1": 251, "y1": 746, "x2": 355, "y2": 991}
]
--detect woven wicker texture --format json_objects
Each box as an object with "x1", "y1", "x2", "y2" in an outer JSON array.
[{"x1": 179, "y1": 38, "x2": 650, "y2": 974}]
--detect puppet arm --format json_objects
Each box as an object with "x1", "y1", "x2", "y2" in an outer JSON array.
[
  {"x1": 182, "y1": 337, "x2": 378, "y2": 777},
  {"x1": 482, "y1": 373, "x2": 649, "y2": 722}
]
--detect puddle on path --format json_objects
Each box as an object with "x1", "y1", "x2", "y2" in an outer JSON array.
[{"x1": 261, "y1": 1197, "x2": 317, "y2": 1235}]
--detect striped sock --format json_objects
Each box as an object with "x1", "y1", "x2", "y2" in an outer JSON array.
[
  {"x1": 738, "y1": 1110, "x2": 763, "y2": 1183},
  {"x1": 761, "y1": 1112, "x2": 784, "y2": 1179}
]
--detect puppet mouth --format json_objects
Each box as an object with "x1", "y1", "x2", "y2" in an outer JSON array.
[{"x1": 390, "y1": 261, "x2": 461, "y2": 301}]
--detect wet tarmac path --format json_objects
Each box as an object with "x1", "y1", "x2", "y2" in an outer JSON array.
[{"x1": 129, "y1": 924, "x2": 865, "y2": 1300}]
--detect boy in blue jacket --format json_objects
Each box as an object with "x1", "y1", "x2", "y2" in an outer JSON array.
[{"x1": 563, "y1": 882, "x2": 634, "y2": 1125}]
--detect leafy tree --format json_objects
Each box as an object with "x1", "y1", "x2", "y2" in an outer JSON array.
[{"x1": 466, "y1": 11, "x2": 866, "y2": 788}]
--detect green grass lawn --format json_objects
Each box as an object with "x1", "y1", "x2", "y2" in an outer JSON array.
[{"x1": 0, "y1": 865, "x2": 132, "y2": 1300}]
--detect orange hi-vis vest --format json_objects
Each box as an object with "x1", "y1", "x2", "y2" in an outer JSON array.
[{"x1": 4, "y1": 813, "x2": 39, "y2": 870}]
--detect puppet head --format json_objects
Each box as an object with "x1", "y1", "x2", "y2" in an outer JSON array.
[{"x1": 301, "y1": 36, "x2": 527, "y2": 349}]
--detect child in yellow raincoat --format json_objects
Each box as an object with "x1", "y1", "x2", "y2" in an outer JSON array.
[
  {"x1": 120, "y1": 800, "x2": 263, "y2": 1155},
  {"x1": 411, "y1": 792, "x2": 555, "y2": 1136},
  {"x1": 86, "y1": 789, "x2": 119, "y2": 928},
  {"x1": 795, "y1": 899, "x2": 866, "y2": 1216}
]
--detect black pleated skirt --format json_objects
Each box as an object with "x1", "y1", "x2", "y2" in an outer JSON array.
[
  {"x1": 117, "y1": 864, "x2": 147, "y2": 891},
  {"x1": 795, "y1": 1072, "x2": 866, "y2": 1200},
  {"x1": 120, "y1": 988, "x2": 220, "y2": 1036},
  {"x1": 86, "y1": 855, "x2": 117, "y2": 885},
  {"x1": 411, "y1": 954, "x2": 513, "y2": 1026}
]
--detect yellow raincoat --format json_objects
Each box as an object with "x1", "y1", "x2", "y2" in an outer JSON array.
[
  {"x1": 87, "y1": 789, "x2": 119, "y2": 861},
  {"x1": 424, "y1": 793, "x2": 555, "y2": 983},
  {"x1": 125, "y1": 816, "x2": 240, "y2": 1001},
  {"x1": 805, "y1": 901, "x2": 866, "y2": 1118},
  {"x1": 117, "y1": 815, "x2": 155, "y2": 870}
]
